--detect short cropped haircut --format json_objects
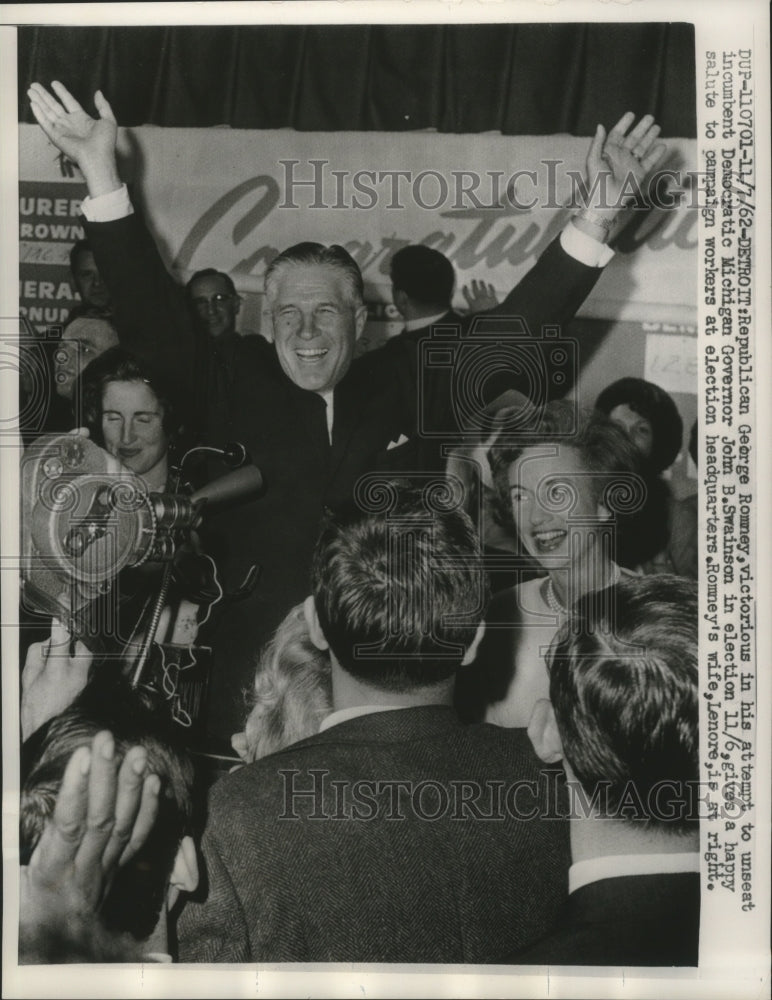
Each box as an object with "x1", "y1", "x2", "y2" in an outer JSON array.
[
  {"x1": 79, "y1": 346, "x2": 184, "y2": 445},
  {"x1": 390, "y1": 245, "x2": 455, "y2": 309},
  {"x1": 69, "y1": 238, "x2": 93, "y2": 274},
  {"x1": 548, "y1": 575, "x2": 699, "y2": 830},
  {"x1": 312, "y1": 485, "x2": 487, "y2": 692},
  {"x1": 595, "y1": 377, "x2": 684, "y2": 475},
  {"x1": 243, "y1": 603, "x2": 332, "y2": 761},
  {"x1": 489, "y1": 400, "x2": 644, "y2": 532},
  {"x1": 264, "y1": 242, "x2": 365, "y2": 308},
  {"x1": 185, "y1": 268, "x2": 238, "y2": 297},
  {"x1": 21, "y1": 676, "x2": 195, "y2": 941}
]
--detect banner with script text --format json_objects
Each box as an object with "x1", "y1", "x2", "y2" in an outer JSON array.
[{"x1": 19, "y1": 124, "x2": 697, "y2": 336}]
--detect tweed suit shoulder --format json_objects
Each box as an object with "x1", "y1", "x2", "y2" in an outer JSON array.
[{"x1": 178, "y1": 707, "x2": 569, "y2": 964}]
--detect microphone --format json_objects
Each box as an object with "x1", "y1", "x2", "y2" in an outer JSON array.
[{"x1": 188, "y1": 465, "x2": 263, "y2": 510}]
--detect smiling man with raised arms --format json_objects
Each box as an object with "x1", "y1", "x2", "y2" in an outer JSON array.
[{"x1": 28, "y1": 80, "x2": 666, "y2": 742}]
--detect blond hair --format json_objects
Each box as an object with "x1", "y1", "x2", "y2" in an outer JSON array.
[{"x1": 243, "y1": 604, "x2": 332, "y2": 761}]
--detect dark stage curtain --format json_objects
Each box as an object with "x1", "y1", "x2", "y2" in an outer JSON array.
[{"x1": 18, "y1": 23, "x2": 696, "y2": 136}]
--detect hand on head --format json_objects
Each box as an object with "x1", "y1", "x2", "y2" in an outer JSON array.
[{"x1": 20, "y1": 730, "x2": 161, "y2": 960}]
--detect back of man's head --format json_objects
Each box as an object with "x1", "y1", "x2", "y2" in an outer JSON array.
[
  {"x1": 21, "y1": 675, "x2": 195, "y2": 942},
  {"x1": 312, "y1": 485, "x2": 486, "y2": 693},
  {"x1": 390, "y1": 245, "x2": 455, "y2": 311},
  {"x1": 547, "y1": 575, "x2": 698, "y2": 831}
]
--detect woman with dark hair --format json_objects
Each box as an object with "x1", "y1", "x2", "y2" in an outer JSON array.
[
  {"x1": 595, "y1": 376, "x2": 683, "y2": 475},
  {"x1": 65, "y1": 349, "x2": 211, "y2": 694},
  {"x1": 595, "y1": 376, "x2": 686, "y2": 570},
  {"x1": 455, "y1": 401, "x2": 643, "y2": 728},
  {"x1": 79, "y1": 347, "x2": 185, "y2": 491}
]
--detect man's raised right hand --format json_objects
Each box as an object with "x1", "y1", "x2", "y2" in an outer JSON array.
[{"x1": 28, "y1": 81, "x2": 121, "y2": 197}]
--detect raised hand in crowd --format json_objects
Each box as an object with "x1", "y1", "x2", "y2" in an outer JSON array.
[
  {"x1": 20, "y1": 730, "x2": 161, "y2": 962},
  {"x1": 21, "y1": 620, "x2": 92, "y2": 741},
  {"x1": 462, "y1": 279, "x2": 500, "y2": 314},
  {"x1": 28, "y1": 81, "x2": 121, "y2": 197},
  {"x1": 573, "y1": 111, "x2": 668, "y2": 242}
]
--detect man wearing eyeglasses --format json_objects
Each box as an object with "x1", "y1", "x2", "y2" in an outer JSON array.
[
  {"x1": 187, "y1": 269, "x2": 242, "y2": 342},
  {"x1": 186, "y1": 269, "x2": 248, "y2": 428}
]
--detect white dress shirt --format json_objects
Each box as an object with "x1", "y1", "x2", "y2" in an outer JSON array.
[
  {"x1": 568, "y1": 851, "x2": 701, "y2": 895},
  {"x1": 319, "y1": 703, "x2": 410, "y2": 732}
]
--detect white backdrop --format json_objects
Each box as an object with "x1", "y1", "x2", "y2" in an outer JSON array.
[{"x1": 19, "y1": 124, "x2": 697, "y2": 336}]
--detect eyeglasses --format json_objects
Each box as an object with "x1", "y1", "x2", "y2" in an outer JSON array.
[{"x1": 192, "y1": 293, "x2": 237, "y2": 310}]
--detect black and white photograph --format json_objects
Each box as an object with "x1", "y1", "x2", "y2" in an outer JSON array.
[{"x1": 2, "y1": 2, "x2": 769, "y2": 997}]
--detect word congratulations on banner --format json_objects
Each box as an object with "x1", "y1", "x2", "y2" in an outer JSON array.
[{"x1": 19, "y1": 125, "x2": 697, "y2": 333}]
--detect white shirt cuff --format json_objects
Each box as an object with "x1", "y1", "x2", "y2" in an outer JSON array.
[
  {"x1": 560, "y1": 223, "x2": 614, "y2": 268},
  {"x1": 81, "y1": 185, "x2": 133, "y2": 222}
]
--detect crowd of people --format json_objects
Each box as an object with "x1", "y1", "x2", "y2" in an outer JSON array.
[{"x1": 17, "y1": 80, "x2": 701, "y2": 967}]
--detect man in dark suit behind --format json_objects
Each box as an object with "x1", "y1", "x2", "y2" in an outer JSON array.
[
  {"x1": 390, "y1": 243, "x2": 458, "y2": 334},
  {"x1": 518, "y1": 575, "x2": 701, "y2": 967},
  {"x1": 177, "y1": 485, "x2": 571, "y2": 962}
]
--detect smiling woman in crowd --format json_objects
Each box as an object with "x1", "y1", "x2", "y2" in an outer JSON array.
[
  {"x1": 79, "y1": 347, "x2": 184, "y2": 492},
  {"x1": 455, "y1": 401, "x2": 643, "y2": 729},
  {"x1": 70, "y1": 348, "x2": 201, "y2": 663}
]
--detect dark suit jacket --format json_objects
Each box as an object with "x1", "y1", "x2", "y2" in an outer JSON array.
[
  {"x1": 86, "y1": 212, "x2": 604, "y2": 738},
  {"x1": 513, "y1": 871, "x2": 700, "y2": 966},
  {"x1": 177, "y1": 706, "x2": 571, "y2": 963}
]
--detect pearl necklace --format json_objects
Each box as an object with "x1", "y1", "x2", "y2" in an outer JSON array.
[
  {"x1": 544, "y1": 577, "x2": 568, "y2": 616},
  {"x1": 544, "y1": 565, "x2": 622, "y2": 617}
]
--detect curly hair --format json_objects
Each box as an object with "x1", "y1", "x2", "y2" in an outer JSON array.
[{"x1": 242, "y1": 604, "x2": 332, "y2": 761}]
